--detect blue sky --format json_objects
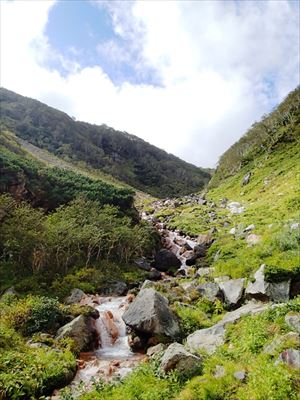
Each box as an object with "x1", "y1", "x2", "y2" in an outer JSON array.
[
  {"x1": 1, "y1": 0, "x2": 299, "y2": 167},
  {"x1": 45, "y1": 0, "x2": 160, "y2": 85}
]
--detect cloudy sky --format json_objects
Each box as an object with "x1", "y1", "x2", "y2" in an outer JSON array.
[{"x1": 1, "y1": 0, "x2": 299, "y2": 167}]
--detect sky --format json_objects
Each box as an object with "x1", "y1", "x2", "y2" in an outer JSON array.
[{"x1": 1, "y1": 0, "x2": 299, "y2": 167}]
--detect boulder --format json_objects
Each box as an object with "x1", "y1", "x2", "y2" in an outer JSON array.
[
  {"x1": 196, "y1": 267, "x2": 215, "y2": 277},
  {"x1": 98, "y1": 281, "x2": 128, "y2": 296},
  {"x1": 285, "y1": 313, "x2": 300, "y2": 333},
  {"x1": 276, "y1": 349, "x2": 300, "y2": 369},
  {"x1": 228, "y1": 202, "x2": 245, "y2": 215},
  {"x1": 65, "y1": 288, "x2": 85, "y2": 305},
  {"x1": 148, "y1": 269, "x2": 162, "y2": 281},
  {"x1": 196, "y1": 283, "x2": 222, "y2": 303},
  {"x1": 268, "y1": 280, "x2": 290, "y2": 302},
  {"x1": 193, "y1": 244, "x2": 206, "y2": 257},
  {"x1": 246, "y1": 265, "x2": 291, "y2": 302},
  {"x1": 160, "y1": 343, "x2": 202, "y2": 373},
  {"x1": 182, "y1": 250, "x2": 197, "y2": 266},
  {"x1": 154, "y1": 249, "x2": 181, "y2": 272},
  {"x1": 186, "y1": 324, "x2": 225, "y2": 355},
  {"x1": 56, "y1": 315, "x2": 96, "y2": 352},
  {"x1": 122, "y1": 288, "x2": 180, "y2": 339},
  {"x1": 245, "y1": 265, "x2": 270, "y2": 301},
  {"x1": 186, "y1": 301, "x2": 268, "y2": 355},
  {"x1": 219, "y1": 279, "x2": 245, "y2": 307},
  {"x1": 147, "y1": 343, "x2": 166, "y2": 357}
]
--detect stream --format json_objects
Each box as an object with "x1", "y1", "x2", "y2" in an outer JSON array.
[{"x1": 53, "y1": 296, "x2": 145, "y2": 398}]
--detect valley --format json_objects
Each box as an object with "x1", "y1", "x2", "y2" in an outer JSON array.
[{"x1": 0, "y1": 87, "x2": 299, "y2": 400}]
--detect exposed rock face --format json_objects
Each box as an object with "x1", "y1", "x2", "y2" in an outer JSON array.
[
  {"x1": 246, "y1": 265, "x2": 270, "y2": 301},
  {"x1": 122, "y1": 288, "x2": 180, "y2": 339},
  {"x1": 56, "y1": 315, "x2": 96, "y2": 352},
  {"x1": 246, "y1": 265, "x2": 291, "y2": 302},
  {"x1": 197, "y1": 283, "x2": 222, "y2": 303},
  {"x1": 186, "y1": 324, "x2": 225, "y2": 355},
  {"x1": 154, "y1": 249, "x2": 181, "y2": 272},
  {"x1": 160, "y1": 343, "x2": 202, "y2": 373},
  {"x1": 219, "y1": 279, "x2": 245, "y2": 307},
  {"x1": 65, "y1": 288, "x2": 85, "y2": 305},
  {"x1": 285, "y1": 313, "x2": 300, "y2": 333},
  {"x1": 268, "y1": 280, "x2": 290, "y2": 302}
]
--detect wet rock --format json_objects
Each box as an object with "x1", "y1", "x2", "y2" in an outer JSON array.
[
  {"x1": 182, "y1": 250, "x2": 198, "y2": 266},
  {"x1": 219, "y1": 278, "x2": 245, "y2": 307},
  {"x1": 186, "y1": 324, "x2": 225, "y2": 355},
  {"x1": 65, "y1": 288, "x2": 85, "y2": 305},
  {"x1": 196, "y1": 283, "x2": 222, "y2": 303},
  {"x1": 122, "y1": 288, "x2": 180, "y2": 339},
  {"x1": 154, "y1": 249, "x2": 181, "y2": 272},
  {"x1": 160, "y1": 343, "x2": 202, "y2": 373},
  {"x1": 276, "y1": 349, "x2": 300, "y2": 369},
  {"x1": 242, "y1": 172, "x2": 251, "y2": 186},
  {"x1": 193, "y1": 244, "x2": 206, "y2": 257},
  {"x1": 56, "y1": 315, "x2": 97, "y2": 352},
  {"x1": 285, "y1": 313, "x2": 300, "y2": 333}
]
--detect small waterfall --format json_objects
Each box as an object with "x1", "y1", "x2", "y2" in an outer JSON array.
[{"x1": 95, "y1": 297, "x2": 132, "y2": 358}]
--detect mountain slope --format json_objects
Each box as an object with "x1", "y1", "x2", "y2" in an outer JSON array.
[
  {"x1": 0, "y1": 88, "x2": 211, "y2": 198},
  {"x1": 145, "y1": 87, "x2": 300, "y2": 281}
]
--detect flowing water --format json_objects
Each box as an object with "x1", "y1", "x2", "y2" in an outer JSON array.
[{"x1": 53, "y1": 296, "x2": 145, "y2": 398}]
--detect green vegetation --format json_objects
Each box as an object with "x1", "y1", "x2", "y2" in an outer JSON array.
[
  {"x1": 0, "y1": 194, "x2": 157, "y2": 295},
  {"x1": 0, "y1": 143, "x2": 134, "y2": 211},
  {"x1": 0, "y1": 87, "x2": 211, "y2": 198},
  {"x1": 0, "y1": 294, "x2": 77, "y2": 400},
  {"x1": 74, "y1": 299, "x2": 300, "y2": 400}
]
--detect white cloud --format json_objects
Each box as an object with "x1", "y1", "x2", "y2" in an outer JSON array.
[{"x1": 0, "y1": 0, "x2": 299, "y2": 167}]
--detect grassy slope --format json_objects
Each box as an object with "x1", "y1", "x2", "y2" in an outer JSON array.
[{"x1": 153, "y1": 140, "x2": 299, "y2": 280}]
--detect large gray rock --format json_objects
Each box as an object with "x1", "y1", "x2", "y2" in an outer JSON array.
[
  {"x1": 56, "y1": 315, "x2": 96, "y2": 352},
  {"x1": 122, "y1": 289, "x2": 180, "y2": 339},
  {"x1": 196, "y1": 283, "x2": 222, "y2": 303},
  {"x1": 268, "y1": 280, "x2": 290, "y2": 302},
  {"x1": 245, "y1": 265, "x2": 270, "y2": 301},
  {"x1": 65, "y1": 288, "x2": 85, "y2": 305},
  {"x1": 246, "y1": 265, "x2": 291, "y2": 302},
  {"x1": 186, "y1": 324, "x2": 225, "y2": 355},
  {"x1": 160, "y1": 343, "x2": 202, "y2": 373},
  {"x1": 154, "y1": 249, "x2": 181, "y2": 272},
  {"x1": 219, "y1": 278, "x2": 245, "y2": 307},
  {"x1": 186, "y1": 301, "x2": 268, "y2": 355},
  {"x1": 285, "y1": 313, "x2": 300, "y2": 333},
  {"x1": 98, "y1": 281, "x2": 128, "y2": 296},
  {"x1": 147, "y1": 343, "x2": 166, "y2": 357}
]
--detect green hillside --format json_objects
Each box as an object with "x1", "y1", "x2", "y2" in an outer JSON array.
[
  {"x1": 148, "y1": 87, "x2": 300, "y2": 281},
  {"x1": 0, "y1": 88, "x2": 211, "y2": 198}
]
